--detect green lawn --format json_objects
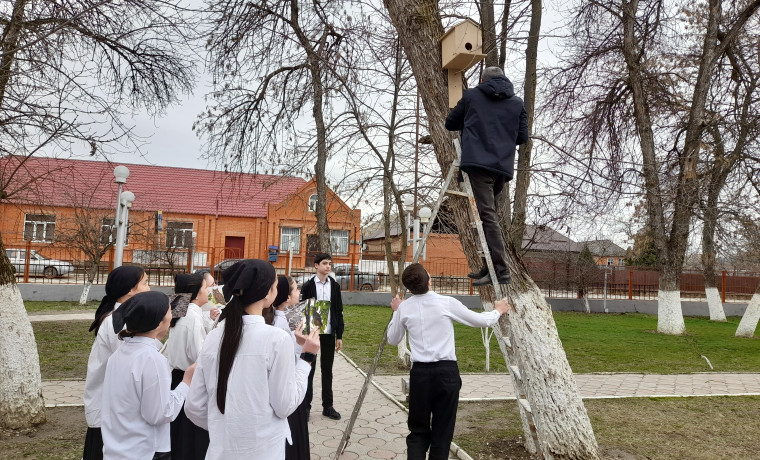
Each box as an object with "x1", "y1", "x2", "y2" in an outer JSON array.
[
  {"x1": 25, "y1": 300, "x2": 99, "y2": 313},
  {"x1": 343, "y1": 306, "x2": 760, "y2": 375},
  {"x1": 31, "y1": 306, "x2": 760, "y2": 380}
]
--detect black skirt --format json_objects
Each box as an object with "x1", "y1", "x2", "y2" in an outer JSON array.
[
  {"x1": 285, "y1": 398, "x2": 311, "y2": 460},
  {"x1": 170, "y1": 368, "x2": 210, "y2": 460},
  {"x1": 82, "y1": 426, "x2": 103, "y2": 460}
]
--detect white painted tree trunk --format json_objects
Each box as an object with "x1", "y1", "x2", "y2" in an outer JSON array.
[
  {"x1": 736, "y1": 293, "x2": 760, "y2": 338},
  {"x1": 497, "y1": 288, "x2": 599, "y2": 459},
  {"x1": 705, "y1": 286, "x2": 726, "y2": 322},
  {"x1": 80, "y1": 280, "x2": 93, "y2": 305},
  {"x1": 0, "y1": 283, "x2": 45, "y2": 428},
  {"x1": 657, "y1": 290, "x2": 686, "y2": 335},
  {"x1": 583, "y1": 295, "x2": 590, "y2": 314}
]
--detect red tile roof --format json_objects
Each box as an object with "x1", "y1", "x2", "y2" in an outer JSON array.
[{"x1": 1, "y1": 156, "x2": 308, "y2": 218}]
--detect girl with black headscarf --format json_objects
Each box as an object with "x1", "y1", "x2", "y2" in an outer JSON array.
[
  {"x1": 271, "y1": 276, "x2": 311, "y2": 460},
  {"x1": 82, "y1": 265, "x2": 148, "y2": 460},
  {"x1": 164, "y1": 273, "x2": 211, "y2": 460},
  {"x1": 185, "y1": 260, "x2": 321, "y2": 460},
  {"x1": 101, "y1": 291, "x2": 196, "y2": 460}
]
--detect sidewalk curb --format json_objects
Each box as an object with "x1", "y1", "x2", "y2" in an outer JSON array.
[{"x1": 338, "y1": 352, "x2": 473, "y2": 460}]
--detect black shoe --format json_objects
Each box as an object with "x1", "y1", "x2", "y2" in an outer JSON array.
[
  {"x1": 472, "y1": 274, "x2": 492, "y2": 286},
  {"x1": 323, "y1": 407, "x2": 341, "y2": 420},
  {"x1": 468, "y1": 267, "x2": 488, "y2": 279},
  {"x1": 472, "y1": 273, "x2": 511, "y2": 286}
]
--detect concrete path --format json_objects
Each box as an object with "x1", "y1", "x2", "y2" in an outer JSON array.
[{"x1": 28, "y1": 312, "x2": 92, "y2": 322}]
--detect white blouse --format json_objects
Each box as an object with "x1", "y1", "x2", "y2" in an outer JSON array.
[
  {"x1": 387, "y1": 291, "x2": 501, "y2": 363},
  {"x1": 185, "y1": 315, "x2": 311, "y2": 460},
  {"x1": 273, "y1": 309, "x2": 302, "y2": 358},
  {"x1": 83, "y1": 302, "x2": 122, "y2": 428},
  {"x1": 101, "y1": 336, "x2": 188, "y2": 460},
  {"x1": 164, "y1": 303, "x2": 206, "y2": 371}
]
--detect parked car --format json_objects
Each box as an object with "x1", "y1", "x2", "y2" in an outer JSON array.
[
  {"x1": 5, "y1": 248, "x2": 75, "y2": 278},
  {"x1": 295, "y1": 264, "x2": 380, "y2": 292},
  {"x1": 212, "y1": 258, "x2": 242, "y2": 284}
]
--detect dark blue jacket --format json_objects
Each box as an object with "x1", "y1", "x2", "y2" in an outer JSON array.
[{"x1": 445, "y1": 76, "x2": 529, "y2": 180}]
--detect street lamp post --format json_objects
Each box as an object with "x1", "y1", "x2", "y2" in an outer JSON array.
[
  {"x1": 114, "y1": 190, "x2": 135, "y2": 268},
  {"x1": 112, "y1": 166, "x2": 130, "y2": 268},
  {"x1": 417, "y1": 206, "x2": 432, "y2": 261}
]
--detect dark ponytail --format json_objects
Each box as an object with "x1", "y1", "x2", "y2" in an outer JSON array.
[{"x1": 216, "y1": 296, "x2": 245, "y2": 414}]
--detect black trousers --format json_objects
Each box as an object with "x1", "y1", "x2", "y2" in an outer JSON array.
[
  {"x1": 305, "y1": 333, "x2": 335, "y2": 409},
  {"x1": 407, "y1": 361, "x2": 461, "y2": 460},
  {"x1": 285, "y1": 398, "x2": 311, "y2": 460},
  {"x1": 82, "y1": 427, "x2": 103, "y2": 460},
  {"x1": 465, "y1": 167, "x2": 509, "y2": 275},
  {"x1": 170, "y1": 369, "x2": 210, "y2": 460}
]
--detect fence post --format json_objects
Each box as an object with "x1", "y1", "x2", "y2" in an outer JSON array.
[
  {"x1": 108, "y1": 247, "x2": 115, "y2": 272},
  {"x1": 23, "y1": 240, "x2": 31, "y2": 283},
  {"x1": 628, "y1": 268, "x2": 633, "y2": 300},
  {"x1": 721, "y1": 270, "x2": 726, "y2": 303},
  {"x1": 349, "y1": 251, "x2": 355, "y2": 291}
]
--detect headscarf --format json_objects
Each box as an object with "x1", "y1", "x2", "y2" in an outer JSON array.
[
  {"x1": 273, "y1": 276, "x2": 292, "y2": 309},
  {"x1": 89, "y1": 265, "x2": 144, "y2": 332},
  {"x1": 169, "y1": 293, "x2": 193, "y2": 319},
  {"x1": 175, "y1": 273, "x2": 204, "y2": 300},
  {"x1": 112, "y1": 291, "x2": 170, "y2": 334},
  {"x1": 221, "y1": 259, "x2": 276, "y2": 306}
]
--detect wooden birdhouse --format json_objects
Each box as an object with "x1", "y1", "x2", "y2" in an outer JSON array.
[{"x1": 440, "y1": 19, "x2": 487, "y2": 108}]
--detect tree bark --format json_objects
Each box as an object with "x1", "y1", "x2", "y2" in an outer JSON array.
[
  {"x1": 479, "y1": 0, "x2": 498, "y2": 67},
  {"x1": 509, "y1": 0, "x2": 541, "y2": 249},
  {"x1": 701, "y1": 175, "x2": 727, "y2": 322},
  {"x1": 0, "y1": 234, "x2": 46, "y2": 429},
  {"x1": 736, "y1": 285, "x2": 760, "y2": 338},
  {"x1": 383, "y1": 1, "x2": 599, "y2": 456}
]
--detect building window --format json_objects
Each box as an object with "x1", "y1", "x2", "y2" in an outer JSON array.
[
  {"x1": 166, "y1": 221, "x2": 194, "y2": 248},
  {"x1": 607, "y1": 258, "x2": 614, "y2": 266},
  {"x1": 280, "y1": 227, "x2": 301, "y2": 253},
  {"x1": 101, "y1": 217, "x2": 130, "y2": 246},
  {"x1": 24, "y1": 214, "x2": 56, "y2": 242},
  {"x1": 330, "y1": 230, "x2": 349, "y2": 256},
  {"x1": 308, "y1": 194, "x2": 318, "y2": 212}
]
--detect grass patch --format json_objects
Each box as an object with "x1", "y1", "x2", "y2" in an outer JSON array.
[
  {"x1": 33, "y1": 320, "x2": 93, "y2": 380},
  {"x1": 343, "y1": 307, "x2": 760, "y2": 375},
  {"x1": 454, "y1": 396, "x2": 760, "y2": 460},
  {"x1": 25, "y1": 301, "x2": 99, "y2": 314}
]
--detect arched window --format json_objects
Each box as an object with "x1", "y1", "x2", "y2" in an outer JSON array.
[{"x1": 308, "y1": 194, "x2": 318, "y2": 212}]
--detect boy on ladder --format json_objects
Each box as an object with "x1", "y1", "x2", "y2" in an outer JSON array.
[{"x1": 445, "y1": 66, "x2": 529, "y2": 286}]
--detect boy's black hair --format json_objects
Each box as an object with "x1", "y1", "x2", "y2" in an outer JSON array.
[
  {"x1": 314, "y1": 252, "x2": 332, "y2": 265},
  {"x1": 402, "y1": 263, "x2": 430, "y2": 295}
]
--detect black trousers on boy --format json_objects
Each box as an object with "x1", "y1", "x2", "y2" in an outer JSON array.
[
  {"x1": 407, "y1": 361, "x2": 462, "y2": 460},
  {"x1": 305, "y1": 333, "x2": 335, "y2": 409},
  {"x1": 465, "y1": 167, "x2": 509, "y2": 276}
]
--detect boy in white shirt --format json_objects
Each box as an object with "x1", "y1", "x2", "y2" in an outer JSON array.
[{"x1": 387, "y1": 263, "x2": 510, "y2": 460}]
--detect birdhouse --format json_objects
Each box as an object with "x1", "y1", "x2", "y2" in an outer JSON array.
[
  {"x1": 440, "y1": 19, "x2": 486, "y2": 108},
  {"x1": 441, "y1": 19, "x2": 486, "y2": 71}
]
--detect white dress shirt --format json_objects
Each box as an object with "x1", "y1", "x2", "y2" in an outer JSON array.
[
  {"x1": 164, "y1": 303, "x2": 206, "y2": 371},
  {"x1": 273, "y1": 309, "x2": 302, "y2": 359},
  {"x1": 185, "y1": 315, "x2": 312, "y2": 460},
  {"x1": 314, "y1": 275, "x2": 333, "y2": 334},
  {"x1": 387, "y1": 291, "x2": 501, "y2": 363},
  {"x1": 83, "y1": 302, "x2": 122, "y2": 427},
  {"x1": 101, "y1": 336, "x2": 189, "y2": 460}
]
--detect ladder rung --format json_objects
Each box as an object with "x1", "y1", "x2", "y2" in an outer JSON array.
[
  {"x1": 508, "y1": 365, "x2": 522, "y2": 381},
  {"x1": 518, "y1": 398, "x2": 532, "y2": 414},
  {"x1": 445, "y1": 189, "x2": 470, "y2": 197}
]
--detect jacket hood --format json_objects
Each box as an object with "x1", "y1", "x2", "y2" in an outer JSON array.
[{"x1": 477, "y1": 76, "x2": 515, "y2": 100}]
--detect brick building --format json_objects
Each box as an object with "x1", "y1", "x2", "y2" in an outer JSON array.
[{"x1": 0, "y1": 156, "x2": 361, "y2": 271}]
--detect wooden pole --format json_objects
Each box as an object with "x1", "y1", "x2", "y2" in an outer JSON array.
[
  {"x1": 628, "y1": 268, "x2": 633, "y2": 300},
  {"x1": 23, "y1": 240, "x2": 31, "y2": 283}
]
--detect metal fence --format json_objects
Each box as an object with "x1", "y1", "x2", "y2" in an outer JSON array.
[{"x1": 7, "y1": 243, "x2": 759, "y2": 301}]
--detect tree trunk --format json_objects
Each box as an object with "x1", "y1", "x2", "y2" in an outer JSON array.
[
  {"x1": 480, "y1": 0, "x2": 498, "y2": 67},
  {"x1": 80, "y1": 264, "x2": 99, "y2": 305},
  {"x1": 657, "y1": 266, "x2": 686, "y2": 335},
  {"x1": 509, "y1": 0, "x2": 541, "y2": 249},
  {"x1": 736, "y1": 286, "x2": 760, "y2": 338},
  {"x1": 583, "y1": 294, "x2": 590, "y2": 314},
  {"x1": 383, "y1": 1, "x2": 599, "y2": 456},
  {"x1": 0, "y1": 234, "x2": 46, "y2": 429},
  {"x1": 701, "y1": 187, "x2": 726, "y2": 321}
]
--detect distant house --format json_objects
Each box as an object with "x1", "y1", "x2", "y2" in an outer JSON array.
[
  {"x1": 362, "y1": 218, "x2": 585, "y2": 277},
  {"x1": 0, "y1": 156, "x2": 361, "y2": 271},
  {"x1": 578, "y1": 239, "x2": 626, "y2": 267}
]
